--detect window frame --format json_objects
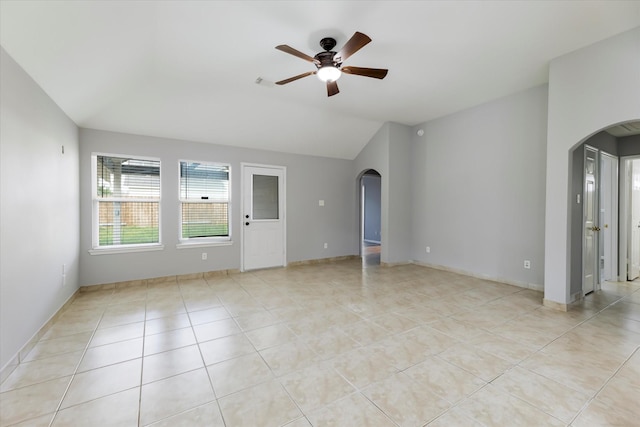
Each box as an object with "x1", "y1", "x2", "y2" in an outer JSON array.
[
  {"x1": 177, "y1": 159, "x2": 232, "y2": 248},
  {"x1": 89, "y1": 152, "x2": 164, "y2": 255}
]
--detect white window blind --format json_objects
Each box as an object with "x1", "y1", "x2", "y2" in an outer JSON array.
[
  {"x1": 94, "y1": 155, "x2": 161, "y2": 247},
  {"x1": 180, "y1": 161, "x2": 230, "y2": 240}
]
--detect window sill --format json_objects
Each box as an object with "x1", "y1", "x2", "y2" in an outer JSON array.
[
  {"x1": 176, "y1": 240, "x2": 233, "y2": 249},
  {"x1": 89, "y1": 244, "x2": 165, "y2": 255}
]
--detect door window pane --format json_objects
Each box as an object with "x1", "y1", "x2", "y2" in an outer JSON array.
[{"x1": 253, "y1": 175, "x2": 278, "y2": 219}]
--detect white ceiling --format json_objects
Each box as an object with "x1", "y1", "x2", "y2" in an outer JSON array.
[{"x1": 2, "y1": 1, "x2": 639, "y2": 159}]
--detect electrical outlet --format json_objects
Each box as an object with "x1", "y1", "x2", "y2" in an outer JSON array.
[
  {"x1": 426, "y1": 246, "x2": 430, "y2": 253},
  {"x1": 524, "y1": 260, "x2": 531, "y2": 269},
  {"x1": 324, "y1": 243, "x2": 328, "y2": 249},
  {"x1": 202, "y1": 253, "x2": 207, "y2": 261},
  {"x1": 62, "y1": 264, "x2": 66, "y2": 287}
]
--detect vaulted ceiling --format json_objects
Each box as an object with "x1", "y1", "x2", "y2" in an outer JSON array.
[{"x1": 1, "y1": 1, "x2": 639, "y2": 159}]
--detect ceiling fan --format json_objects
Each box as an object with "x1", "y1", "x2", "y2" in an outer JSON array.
[{"x1": 275, "y1": 31, "x2": 388, "y2": 97}]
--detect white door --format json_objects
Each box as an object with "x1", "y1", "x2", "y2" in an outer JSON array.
[
  {"x1": 600, "y1": 153, "x2": 618, "y2": 282},
  {"x1": 583, "y1": 148, "x2": 598, "y2": 294},
  {"x1": 629, "y1": 159, "x2": 640, "y2": 280},
  {"x1": 242, "y1": 164, "x2": 286, "y2": 271}
]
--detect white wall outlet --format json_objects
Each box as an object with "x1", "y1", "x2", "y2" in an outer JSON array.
[
  {"x1": 324, "y1": 243, "x2": 328, "y2": 249},
  {"x1": 62, "y1": 264, "x2": 66, "y2": 287},
  {"x1": 319, "y1": 200, "x2": 325, "y2": 207},
  {"x1": 426, "y1": 246, "x2": 430, "y2": 253},
  {"x1": 202, "y1": 252, "x2": 207, "y2": 261},
  {"x1": 524, "y1": 260, "x2": 531, "y2": 269}
]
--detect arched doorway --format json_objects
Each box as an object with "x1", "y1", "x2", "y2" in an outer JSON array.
[
  {"x1": 359, "y1": 169, "x2": 381, "y2": 266},
  {"x1": 569, "y1": 120, "x2": 640, "y2": 300}
]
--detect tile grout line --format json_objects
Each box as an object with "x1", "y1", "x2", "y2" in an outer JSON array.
[
  {"x1": 566, "y1": 345, "x2": 640, "y2": 426},
  {"x1": 46, "y1": 290, "x2": 114, "y2": 427},
  {"x1": 476, "y1": 290, "x2": 636, "y2": 425},
  {"x1": 233, "y1": 275, "x2": 323, "y2": 426},
  {"x1": 137, "y1": 283, "x2": 150, "y2": 427},
  {"x1": 185, "y1": 276, "x2": 228, "y2": 427}
]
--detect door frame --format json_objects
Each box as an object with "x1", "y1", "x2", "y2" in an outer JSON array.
[
  {"x1": 599, "y1": 152, "x2": 618, "y2": 283},
  {"x1": 619, "y1": 156, "x2": 640, "y2": 281},
  {"x1": 582, "y1": 145, "x2": 599, "y2": 295},
  {"x1": 360, "y1": 171, "x2": 382, "y2": 245},
  {"x1": 240, "y1": 162, "x2": 287, "y2": 272},
  {"x1": 620, "y1": 157, "x2": 629, "y2": 281}
]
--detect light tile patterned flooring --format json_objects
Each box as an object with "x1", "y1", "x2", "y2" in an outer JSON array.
[{"x1": 1, "y1": 260, "x2": 640, "y2": 426}]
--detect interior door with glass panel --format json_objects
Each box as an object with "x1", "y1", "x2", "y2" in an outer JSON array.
[{"x1": 242, "y1": 165, "x2": 286, "y2": 271}]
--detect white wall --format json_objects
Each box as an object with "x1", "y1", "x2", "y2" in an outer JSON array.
[
  {"x1": 545, "y1": 27, "x2": 640, "y2": 305},
  {"x1": 410, "y1": 85, "x2": 548, "y2": 288},
  {"x1": 0, "y1": 48, "x2": 80, "y2": 371},
  {"x1": 79, "y1": 129, "x2": 358, "y2": 285}
]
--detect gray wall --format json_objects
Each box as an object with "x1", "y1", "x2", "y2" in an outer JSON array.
[
  {"x1": 410, "y1": 85, "x2": 548, "y2": 289},
  {"x1": 386, "y1": 123, "x2": 413, "y2": 264},
  {"x1": 79, "y1": 129, "x2": 358, "y2": 285},
  {"x1": 570, "y1": 145, "x2": 585, "y2": 296},
  {"x1": 618, "y1": 134, "x2": 640, "y2": 156},
  {"x1": 587, "y1": 131, "x2": 618, "y2": 156},
  {"x1": 362, "y1": 174, "x2": 381, "y2": 242},
  {"x1": 1, "y1": 48, "x2": 80, "y2": 371}
]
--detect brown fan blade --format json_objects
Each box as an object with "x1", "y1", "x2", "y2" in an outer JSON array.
[
  {"x1": 327, "y1": 81, "x2": 339, "y2": 97},
  {"x1": 275, "y1": 45, "x2": 319, "y2": 64},
  {"x1": 342, "y1": 66, "x2": 388, "y2": 80},
  {"x1": 275, "y1": 71, "x2": 316, "y2": 85},
  {"x1": 334, "y1": 32, "x2": 371, "y2": 63}
]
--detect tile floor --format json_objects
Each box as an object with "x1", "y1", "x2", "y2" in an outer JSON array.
[{"x1": 1, "y1": 259, "x2": 639, "y2": 426}]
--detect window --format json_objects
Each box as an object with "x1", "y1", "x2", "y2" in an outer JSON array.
[
  {"x1": 92, "y1": 154, "x2": 161, "y2": 251},
  {"x1": 179, "y1": 161, "x2": 230, "y2": 242}
]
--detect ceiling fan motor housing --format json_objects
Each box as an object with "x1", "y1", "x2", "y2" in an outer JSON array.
[
  {"x1": 315, "y1": 37, "x2": 339, "y2": 69},
  {"x1": 314, "y1": 51, "x2": 338, "y2": 69},
  {"x1": 319, "y1": 37, "x2": 337, "y2": 51}
]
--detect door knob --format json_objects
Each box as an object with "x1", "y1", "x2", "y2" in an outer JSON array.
[
  {"x1": 245, "y1": 214, "x2": 249, "y2": 219},
  {"x1": 245, "y1": 222, "x2": 250, "y2": 226}
]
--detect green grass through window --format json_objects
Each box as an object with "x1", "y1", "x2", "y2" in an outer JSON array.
[
  {"x1": 99, "y1": 226, "x2": 159, "y2": 246},
  {"x1": 99, "y1": 224, "x2": 228, "y2": 245},
  {"x1": 182, "y1": 223, "x2": 228, "y2": 239}
]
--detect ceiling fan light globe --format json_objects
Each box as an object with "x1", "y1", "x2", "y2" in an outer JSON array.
[{"x1": 317, "y1": 66, "x2": 341, "y2": 82}]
